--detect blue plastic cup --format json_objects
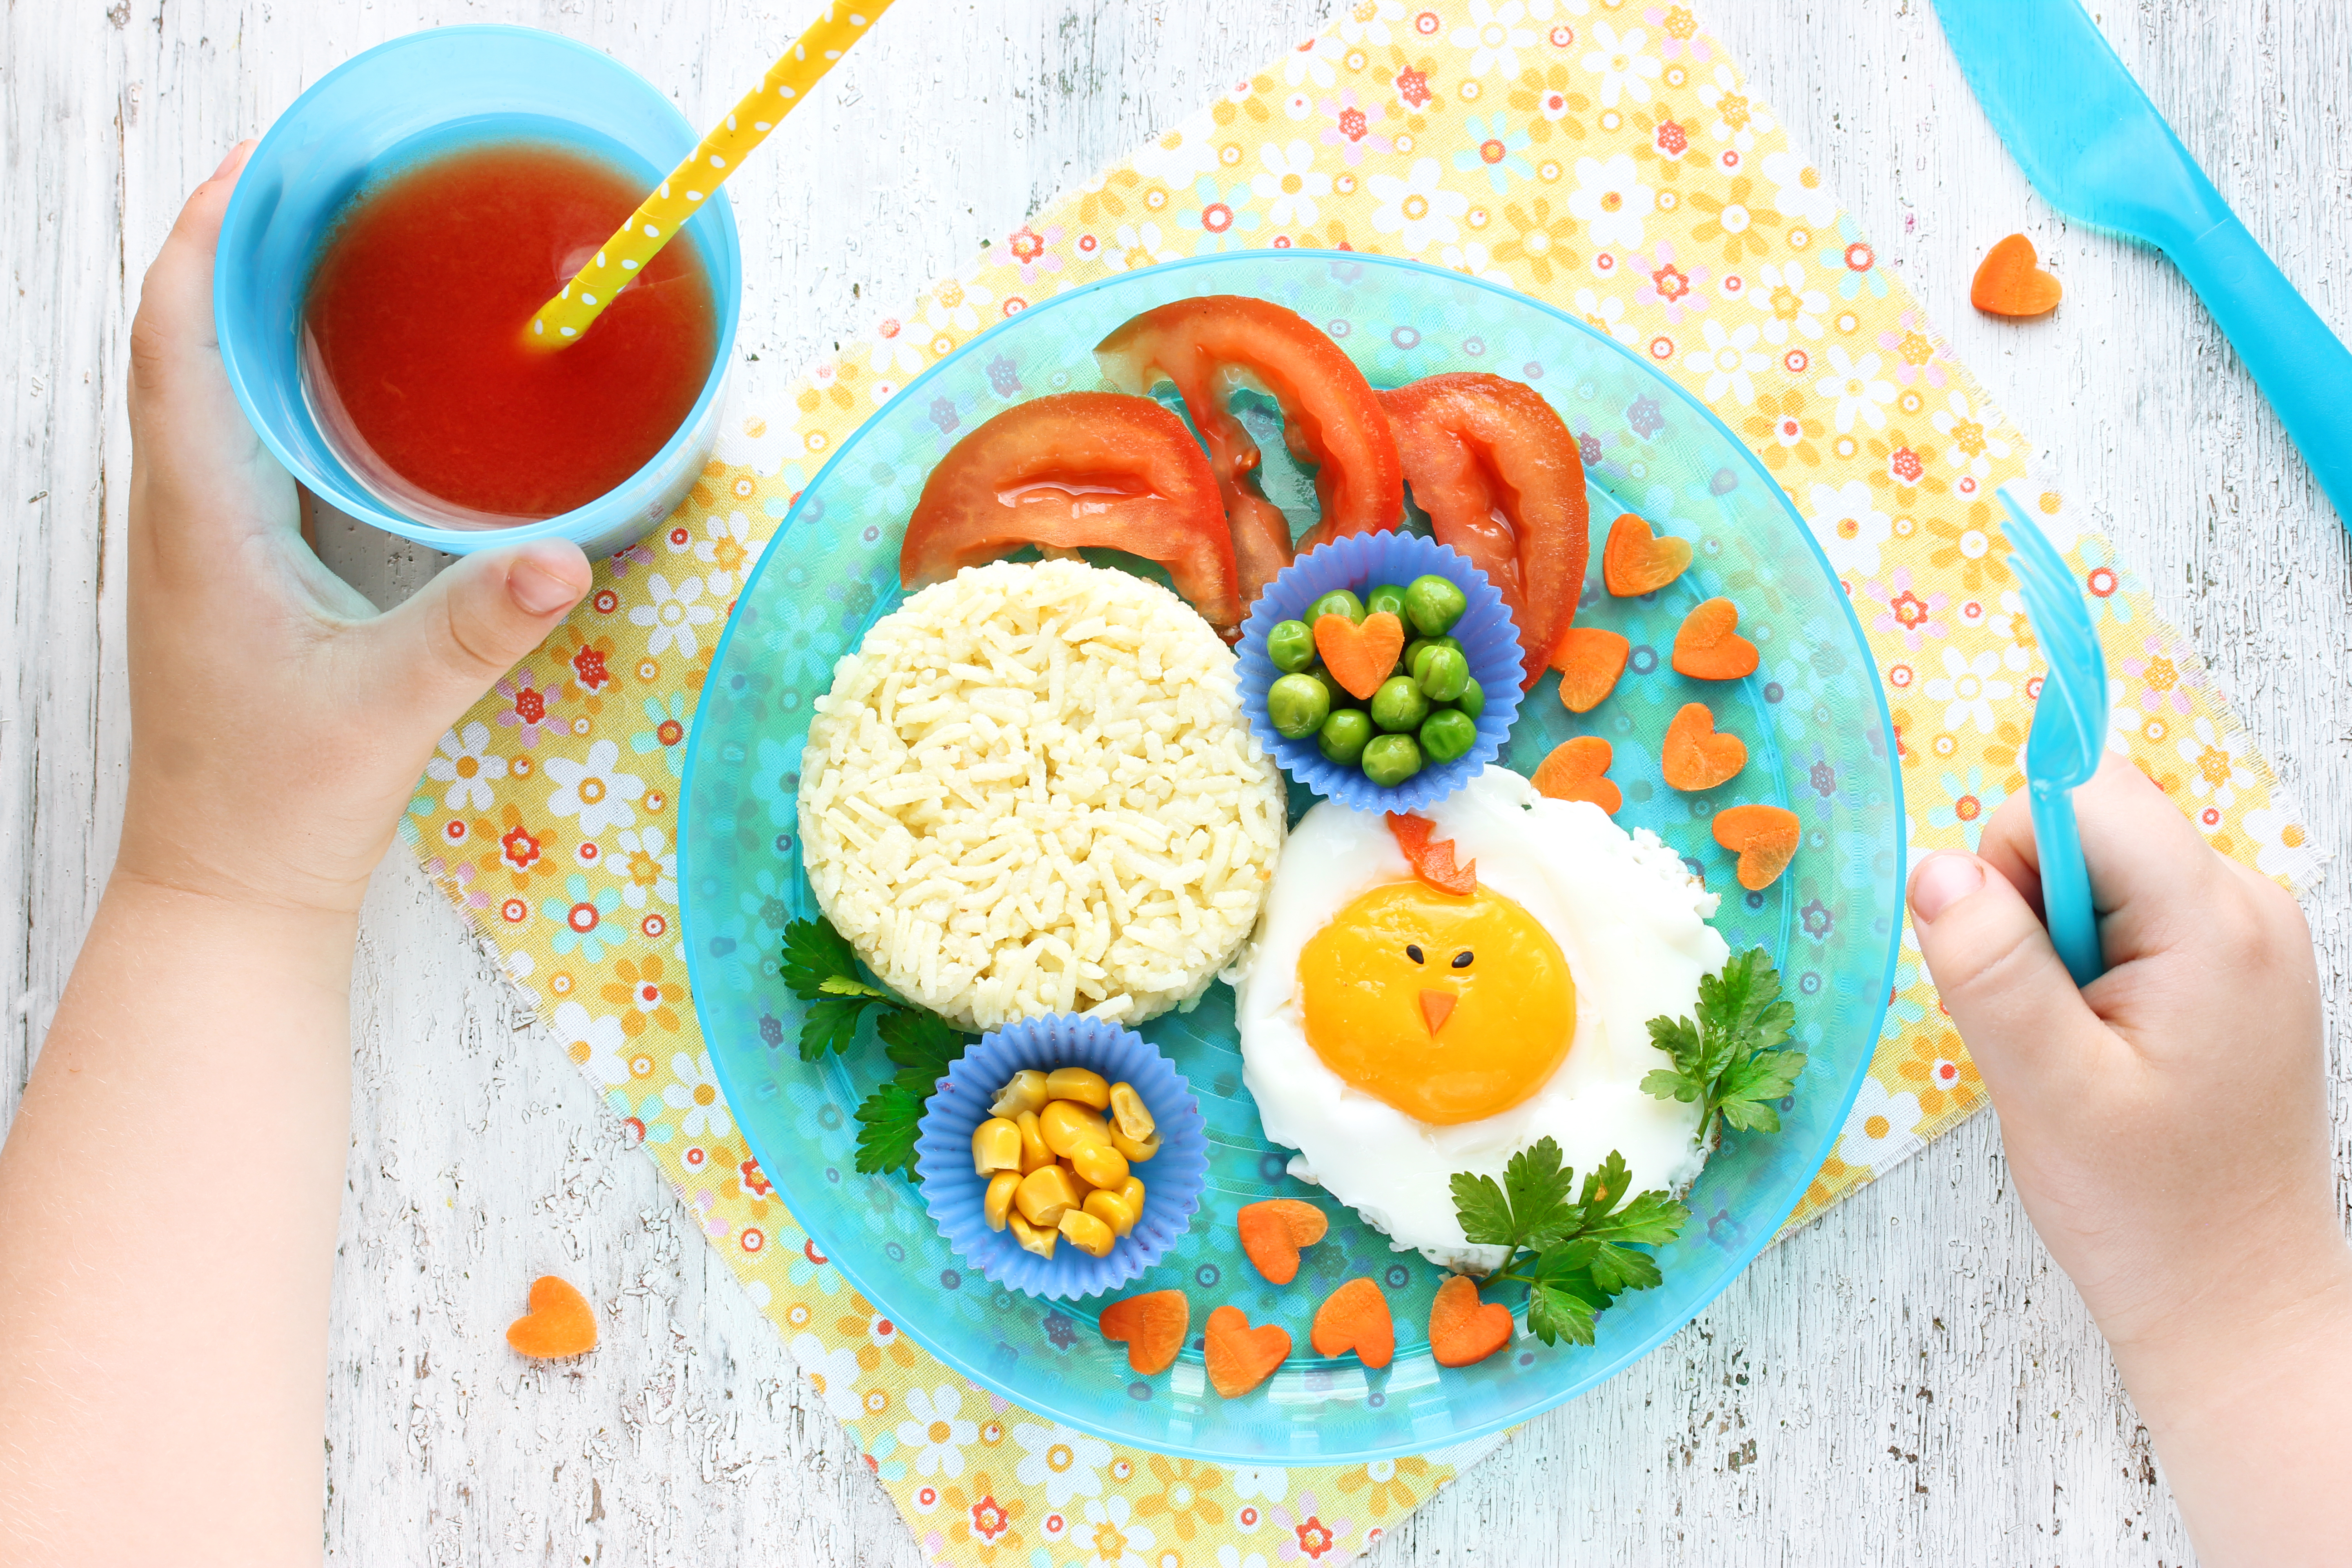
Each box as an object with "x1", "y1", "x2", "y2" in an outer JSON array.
[{"x1": 215, "y1": 25, "x2": 743, "y2": 560}]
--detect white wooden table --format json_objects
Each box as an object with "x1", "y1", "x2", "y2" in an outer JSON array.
[{"x1": 5, "y1": 1, "x2": 2347, "y2": 1561}]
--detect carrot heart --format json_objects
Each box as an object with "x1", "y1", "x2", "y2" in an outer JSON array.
[
  {"x1": 1671, "y1": 596, "x2": 1759, "y2": 681},
  {"x1": 1385, "y1": 811, "x2": 1476, "y2": 895},
  {"x1": 1236, "y1": 1198, "x2": 1330, "y2": 1285},
  {"x1": 1553, "y1": 626, "x2": 1630, "y2": 713},
  {"x1": 1661, "y1": 701, "x2": 1746, "y2": 792},
  {"x1": 1100, "y1": 1289, "x2": 1191, "y2": 1375},
  {"x1": 1204, "y1": 1304, "x2": 1292, "y2": 1397},
  {"x1": 1310, "y1": 1277, "x2": 1396, "y2": 1370},
  {"x1": 1427, "y1": 1274, "x2": 1513, "y2": 1368},
  {"x1": 1970, "y1": 233, "x2": 2062, "y2": 319},
  {"x1": 1313, "y1": 609, "x2": 1406, "y2": 701},
  {"x1": 506, "y1": 1275, "x2": 598, "y2": 1360},
  {"x1": 1602, "y1": 512, "x2": 1692, "y2": 597},
  {"x1": 1530, "y1": 736, "x2": 1621, "y2": 814},
  {"x1": 1712, "y1": 803, "x2": 1802, "y2": 890}
]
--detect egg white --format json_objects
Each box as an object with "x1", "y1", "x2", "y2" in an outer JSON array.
[{"x1": 1228, "y1": 766, "x2": 1731, "y2": 1271}]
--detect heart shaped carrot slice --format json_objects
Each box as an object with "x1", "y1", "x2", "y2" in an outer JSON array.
[
  {"x1": 1313, "y1": 609, "x2": 1406, "y2": 701},
  {"x1": 1602, "y1": 512, "x2": 1692, "y2": 597},
  {"x1": 1236, "y1": 1198, "x2": 1330, "y2": 1285},
  {"x1": 507, "y1": 1275, "x2": 598, "y2": 1360},
  {"x1": 1310, "y1": 1277, "x2": 1395, "y2": 1370},
  {"x1": 1531, "y1": 736, "x2": 1621, "y2": 815},
  {"x1": 1204, "y1": 1304, "x2": 1292, "y2": 1397},
  {"x1": 1553, "y1": 626, "x2": 1630, "y2": 713},
  {"x1": 1428, "y1": 1274, "x2": 1513, "y2": 1368},
  {"x1": 1711, "y1": 803, "x2": 1802, "y2": 890},
  {"x1": 1100, "y1": 1288, "x2": 1191, "y2": 1375},
  {"x1": 1385, "y1": 811, "x2": 1476, "y2": 895},
  {"x1": 1661, "y1": 702, "x2": 1746, "y2": 792},
  {"x1": 1671, "y1": 597, "x2": 1759, "y2": 681},
  {"x1": 1970, "y1": 233, "x2": 2062, "y2": 319}
]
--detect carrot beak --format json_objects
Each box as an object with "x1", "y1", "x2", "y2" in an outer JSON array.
[{"x1": 1419, "y1": 989, "x2": 1457, "y2": 1037}]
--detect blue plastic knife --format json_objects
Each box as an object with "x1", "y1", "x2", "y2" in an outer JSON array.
[{"x1": 1931, "y1": 0, "x2": 2352, "y2": 529}]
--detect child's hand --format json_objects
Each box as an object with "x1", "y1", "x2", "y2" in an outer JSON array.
[
  {"x1": 120, "y1": 140, "x2": 593, "y2": 916},
  {"x1": 1908, "y1": 753, "x2": 2348, "y2": 1565}
]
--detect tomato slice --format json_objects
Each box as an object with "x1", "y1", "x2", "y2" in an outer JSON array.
[
  {"x1": 899, "y1": 391, "x2": 1241, "y2": 632},
  {"x1": 1380, "y1": 373, "x2": 1590, "y2": 690},
  {"x1": 1096, "y1": 296, "x2": 1404, "y2": 611}
]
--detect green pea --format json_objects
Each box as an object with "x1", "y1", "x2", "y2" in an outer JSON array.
[
  {"x1": 1370, "y1": 675, "x2": 1431, "y2": 734},
  {"x1": 1416, "y1": 646, "x2": 1470, "y2": 703},
  {"x1": 1266, "y1": 619, "x2": 1317, "y2": 673},
  {"x1": 1419, "y1": 707, "x2": 1479, "y2": 764},
  {"x1": 1267, "y1": 673, "x2": 1332, "y2": 739},
  {"x1": 1317, "y1": 708, "x2": 1374, "y2": 766},
  {"x1": 1308, "y1": 666, "x2": 1362, "y2": 711},
  {"x1": 1409, "y1": 637, "x2": 1465, "y2": 685},
  {"x1": 1454, "y1": 676, "x2": 1485, "y2": 720},
  {"x1": 1360, "y1": 733, "x2": 1423, "y2": 787},
  {"x1": 1308, "y1": 589, "x2": 1366, "y2": 626},
  {"x1": 1363, "y1": 582, "x2": 1410, "y2": 620},
  {"x1": 1404, "y1": 573, "x2": 1468, "y2": 637}
]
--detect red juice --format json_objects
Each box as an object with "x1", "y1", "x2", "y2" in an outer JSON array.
[{"x1": 301, "y1": 139, "x2": 718, "y2": 524}]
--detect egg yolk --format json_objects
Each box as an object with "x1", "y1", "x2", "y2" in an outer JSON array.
[{"x1": 1296, "y1": 880, "x2": 1576, "y2": 1125}]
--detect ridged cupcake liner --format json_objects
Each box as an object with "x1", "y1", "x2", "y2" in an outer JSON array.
[
  {"x1": 1238, "y1": 532, "x2": 1526, "y2": 815},
  {"x1": 915, "y1": 1014, "x2": 1208, "y2": 1301}
]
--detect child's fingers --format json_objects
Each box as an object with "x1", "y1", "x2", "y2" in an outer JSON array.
[
  {"x1": 362, "y1": 542, "x2": 594, "y2": 734},
  {"x1": 127, "y1": 141, "x2": 255, "y2": 403}
]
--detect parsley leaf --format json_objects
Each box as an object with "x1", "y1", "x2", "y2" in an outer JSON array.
[
  {"x1": 780, "y1": 917, "x2": 896, "y2": 1060},
  {"x1": 877, "y1": 1009, "x2": 968, "y2": 1088},
  {"x1": 1448, "y1": 1138, "x2": 1690, "y2": 1348},
  {"x1": 799, "y1": 995, "x2": 884, "y2": 1062},
  {"x1": 1449, "y1": 1135, "x2": 1577, "y2": 1251},
  {"x1": 1640, "y1": 947, "x2": 1807, "y2": 1147},
  {"x1": 852, "y1": 1079, "x2": 930, "y2": 1179}
]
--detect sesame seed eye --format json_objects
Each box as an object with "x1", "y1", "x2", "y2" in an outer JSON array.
[
  {"x1": 1405, "y1": 944, "x2": 1425, "y2": 965},
  {"x1": 1451, "y1": 951, "x2": 1473, "y2": 969}
]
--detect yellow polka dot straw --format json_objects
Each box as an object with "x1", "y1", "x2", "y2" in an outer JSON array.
[{"x1": 524, "y1": 1, "x2": 895, "y2": 349}]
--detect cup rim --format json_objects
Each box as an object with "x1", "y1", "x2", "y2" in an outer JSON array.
[{"x1": 213, "y1": 23, "x2": 743, "y2": 554}]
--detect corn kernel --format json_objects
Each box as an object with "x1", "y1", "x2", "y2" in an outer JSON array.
[
  {"x1": 1040, "y1": 1098, "x2": 1112, "y2": 1157},
  {"x1": 1015, "y1": 1110, "x2": 1054, "y2": 1173},
  {"x1": 1056, "y1": 1209, "x2": 1117, "y2": 1258},
  {"x1": 1014, "y1": 1164, "x2": 1080, "y2": 1227},
  {"x1": 1110, "y1": 1127, "x2": 1161, "y2": 1164},
  {"x1": 990, "y1": 1069, "x2": 1049, "y2": 1118},
  {"x1": 1069, "y1": 1141, "x2": 1129, "y2": 1191},
  {"x1": 1083, "y1": 1186, "x2": 1139, "y2": 1237},
  {"x1": 1114, "y1": 1176, "x2": 1146, "y2": 1214},
  {"x1": 1007, "y1": 1211, "x2": 1057, "y2": 1259},
  {"x1": 983, "y1": 1171, "x2": 1020, "y2": 1232},
  {"x1": 1107, "y1": 1082, "x2": 1156, "y2": 1142},
  {"x1": 972, "y1": 1117, "x2": 1022, "y2": 1175},
  {"x1": 1044, "y1": 1067, "x2": 1112, "y2": 1110},
  {"x1": 1058, "y1": 1156, "x2": 1096, "y2": 1200}
]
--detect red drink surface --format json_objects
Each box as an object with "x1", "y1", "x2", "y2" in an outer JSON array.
[{"x1": 302, "y1": 139, "x2": 718, "y2": 522}]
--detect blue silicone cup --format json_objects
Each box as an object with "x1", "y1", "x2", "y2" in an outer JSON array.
[
  {"x1": 914, "y1": 1015, "x2": 1208, "y2": 1301},
  {"x1": 1237, "y1": 532, "x2": 1525, "y2": 813}
]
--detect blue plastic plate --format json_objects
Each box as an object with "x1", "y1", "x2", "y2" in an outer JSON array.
[{"x1": 681, "y1": 251, "x2": 1902, "y2": 1463}]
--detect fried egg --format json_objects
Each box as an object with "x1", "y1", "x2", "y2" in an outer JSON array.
[{"x1": 1230, "y1": 766, "x2": 1731, "y2": 1270}]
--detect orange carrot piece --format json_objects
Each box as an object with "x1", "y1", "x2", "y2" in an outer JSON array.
[
  {"x1": 1310, "y1": 1277, "x2": 1396, "y2": 1370},
  {"x1": 1530, "y1": 737, "x2": 1622, "y2": 814},
  {"x1": 507, "y1": 1275, "x2": 598, "y2": 1360},
  {"x1": 1236, "y1": 1198, "x2": 1330, "y2": 1286},
  {"x1": 1427, "y1": 1274, "x2": 1513, "y2": 1368},
  {"x1": 1670, "y1": 597, "x2": 1759, "y2": 681},
  {"x1": 1711, "y1": 803, "x2": 1802, "y2": 890},
  {"x1": 1970, "y1": 233, "x2": 2062, "y2": 319},
  {"x1": 1100, "y1": 1289, "x2": 1191, "y2": 1375},
  {"x1": 1661, "y1": 702, "x2": 1746, "y2": 792},
  {"x1": 1313, "y1": 609, "x2": 1406, "y2": 701},
  {"x1": 1385, "y1": 811, "x2": 1476, "y2": 895},
  {"x1": 1204, "y1": 1304, "x2": 1292, "y2": 1397},
  {"x1": 1553, "y1": 626, "x2": 1630, "y2": 713},
  {"x1": 1602, "y1": 512, "x2": 1693, "y2": 597}
]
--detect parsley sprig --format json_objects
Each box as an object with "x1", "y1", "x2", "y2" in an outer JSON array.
[
  {"x1": 780, "y1": 917, "x2": 973, "y2": 1179},
  {"x1": 1640, "y1": 947, "x2": 1806, "y2": 1148},
  {"x1": 1449, "y1": 1138, "x2": 1690, "y2": 1347}
]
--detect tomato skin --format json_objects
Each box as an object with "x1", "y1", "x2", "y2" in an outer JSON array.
[
  {"x1": 1095, "y1": 296, "x2": 1404, "y2": 611},
  {"x1": 899, "y1": 392, "x2": 1240, "y2": 631},
  {"x1": 1380, "y1": 373, "x2": 1590, "y2": 690}
]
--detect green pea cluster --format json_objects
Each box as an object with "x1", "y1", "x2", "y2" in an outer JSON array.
[{"x1": 1263, "y1": 574, "x2": 1481, "y2": 789}]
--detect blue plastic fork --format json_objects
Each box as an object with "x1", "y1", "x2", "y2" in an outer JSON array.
[{"x1": 1999, "y1": 491, "x2": 2108, "y2": 985}]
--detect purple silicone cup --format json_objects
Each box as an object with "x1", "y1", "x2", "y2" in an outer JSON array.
[
  {"x1": 915, "y1": 1014, "x2": 1208, "y2": 1302},
  {"x1": 1238, "y1": 532, "x2": 1526, "y2": 814}
]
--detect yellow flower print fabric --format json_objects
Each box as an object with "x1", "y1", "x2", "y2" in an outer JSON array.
[{"x1": 397, "y1": 2, "x2": 2327, "y2": 1561}]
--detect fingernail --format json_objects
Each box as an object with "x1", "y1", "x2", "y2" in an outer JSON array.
[
  {"x1": 1908, "y1": 852, "x2": 1984, "y2": 925},
  {"x1": 508, "y1": 559, "x2": 581, "y2": 616},
  {"x1": 211, "y1": 140, "x2": 251, "y2": 181}
]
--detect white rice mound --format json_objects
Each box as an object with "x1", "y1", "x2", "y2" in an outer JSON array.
[{"x1": 797, "y1": 558, "x2": 1286, "y2": 1032}]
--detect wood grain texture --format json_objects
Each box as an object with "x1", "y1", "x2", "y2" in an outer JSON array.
[{"x1": 4, "y1": 0, "x2": 2346, "y2": 1563}]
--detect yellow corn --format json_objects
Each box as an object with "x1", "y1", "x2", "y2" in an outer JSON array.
[
  {"x1": 972, "y1": 1117, "x2": 1022, "y2": 1175},
  {"x1": 1014, "y1": 1164, "x2": 1080, "y2": 1227},
  {"x1": 1083, "y1": 1186, "x2": 1139, "y2": 1238},
  {"x1": 990, "y1": 1069, "x2": 1049, "y2": 1118},
  {"x1": 1058, "y1": 1156, "x2": 1096, "y2": 1200},
  {"x1": 1107, "y1": 1082, "x2": 1156, "y2": 1142},
  {"x1": 1007, "y1": 1211, "x2": 1057, "y2": 1259},
  {"x1": 1069, "y1": 1141, "x2": 1129, "y2": 1191},
  {"x1": 1110, "y1": 1127, "x2": 1161, "y2": 1164},
  {"x1": 1057, "y1": 1209, "x2": 1117, "y2": 1258},
  {"x1": 1015, "y1": 1110, "x2": 1054, "y2": 1174},
  {"x1": 983, "y1": 1171, "x2": 1020, "y2": 1232},
  {"x1": 1044, "y1": 1066, "x2": 1112, "y2": 1110},
  {"x1": 1040, "y1": 1098, "x2": 1112, "y2": 1157},
  {"x1": 1115, "y1": 1176, "x2": 1146, "y2": 1215}
]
